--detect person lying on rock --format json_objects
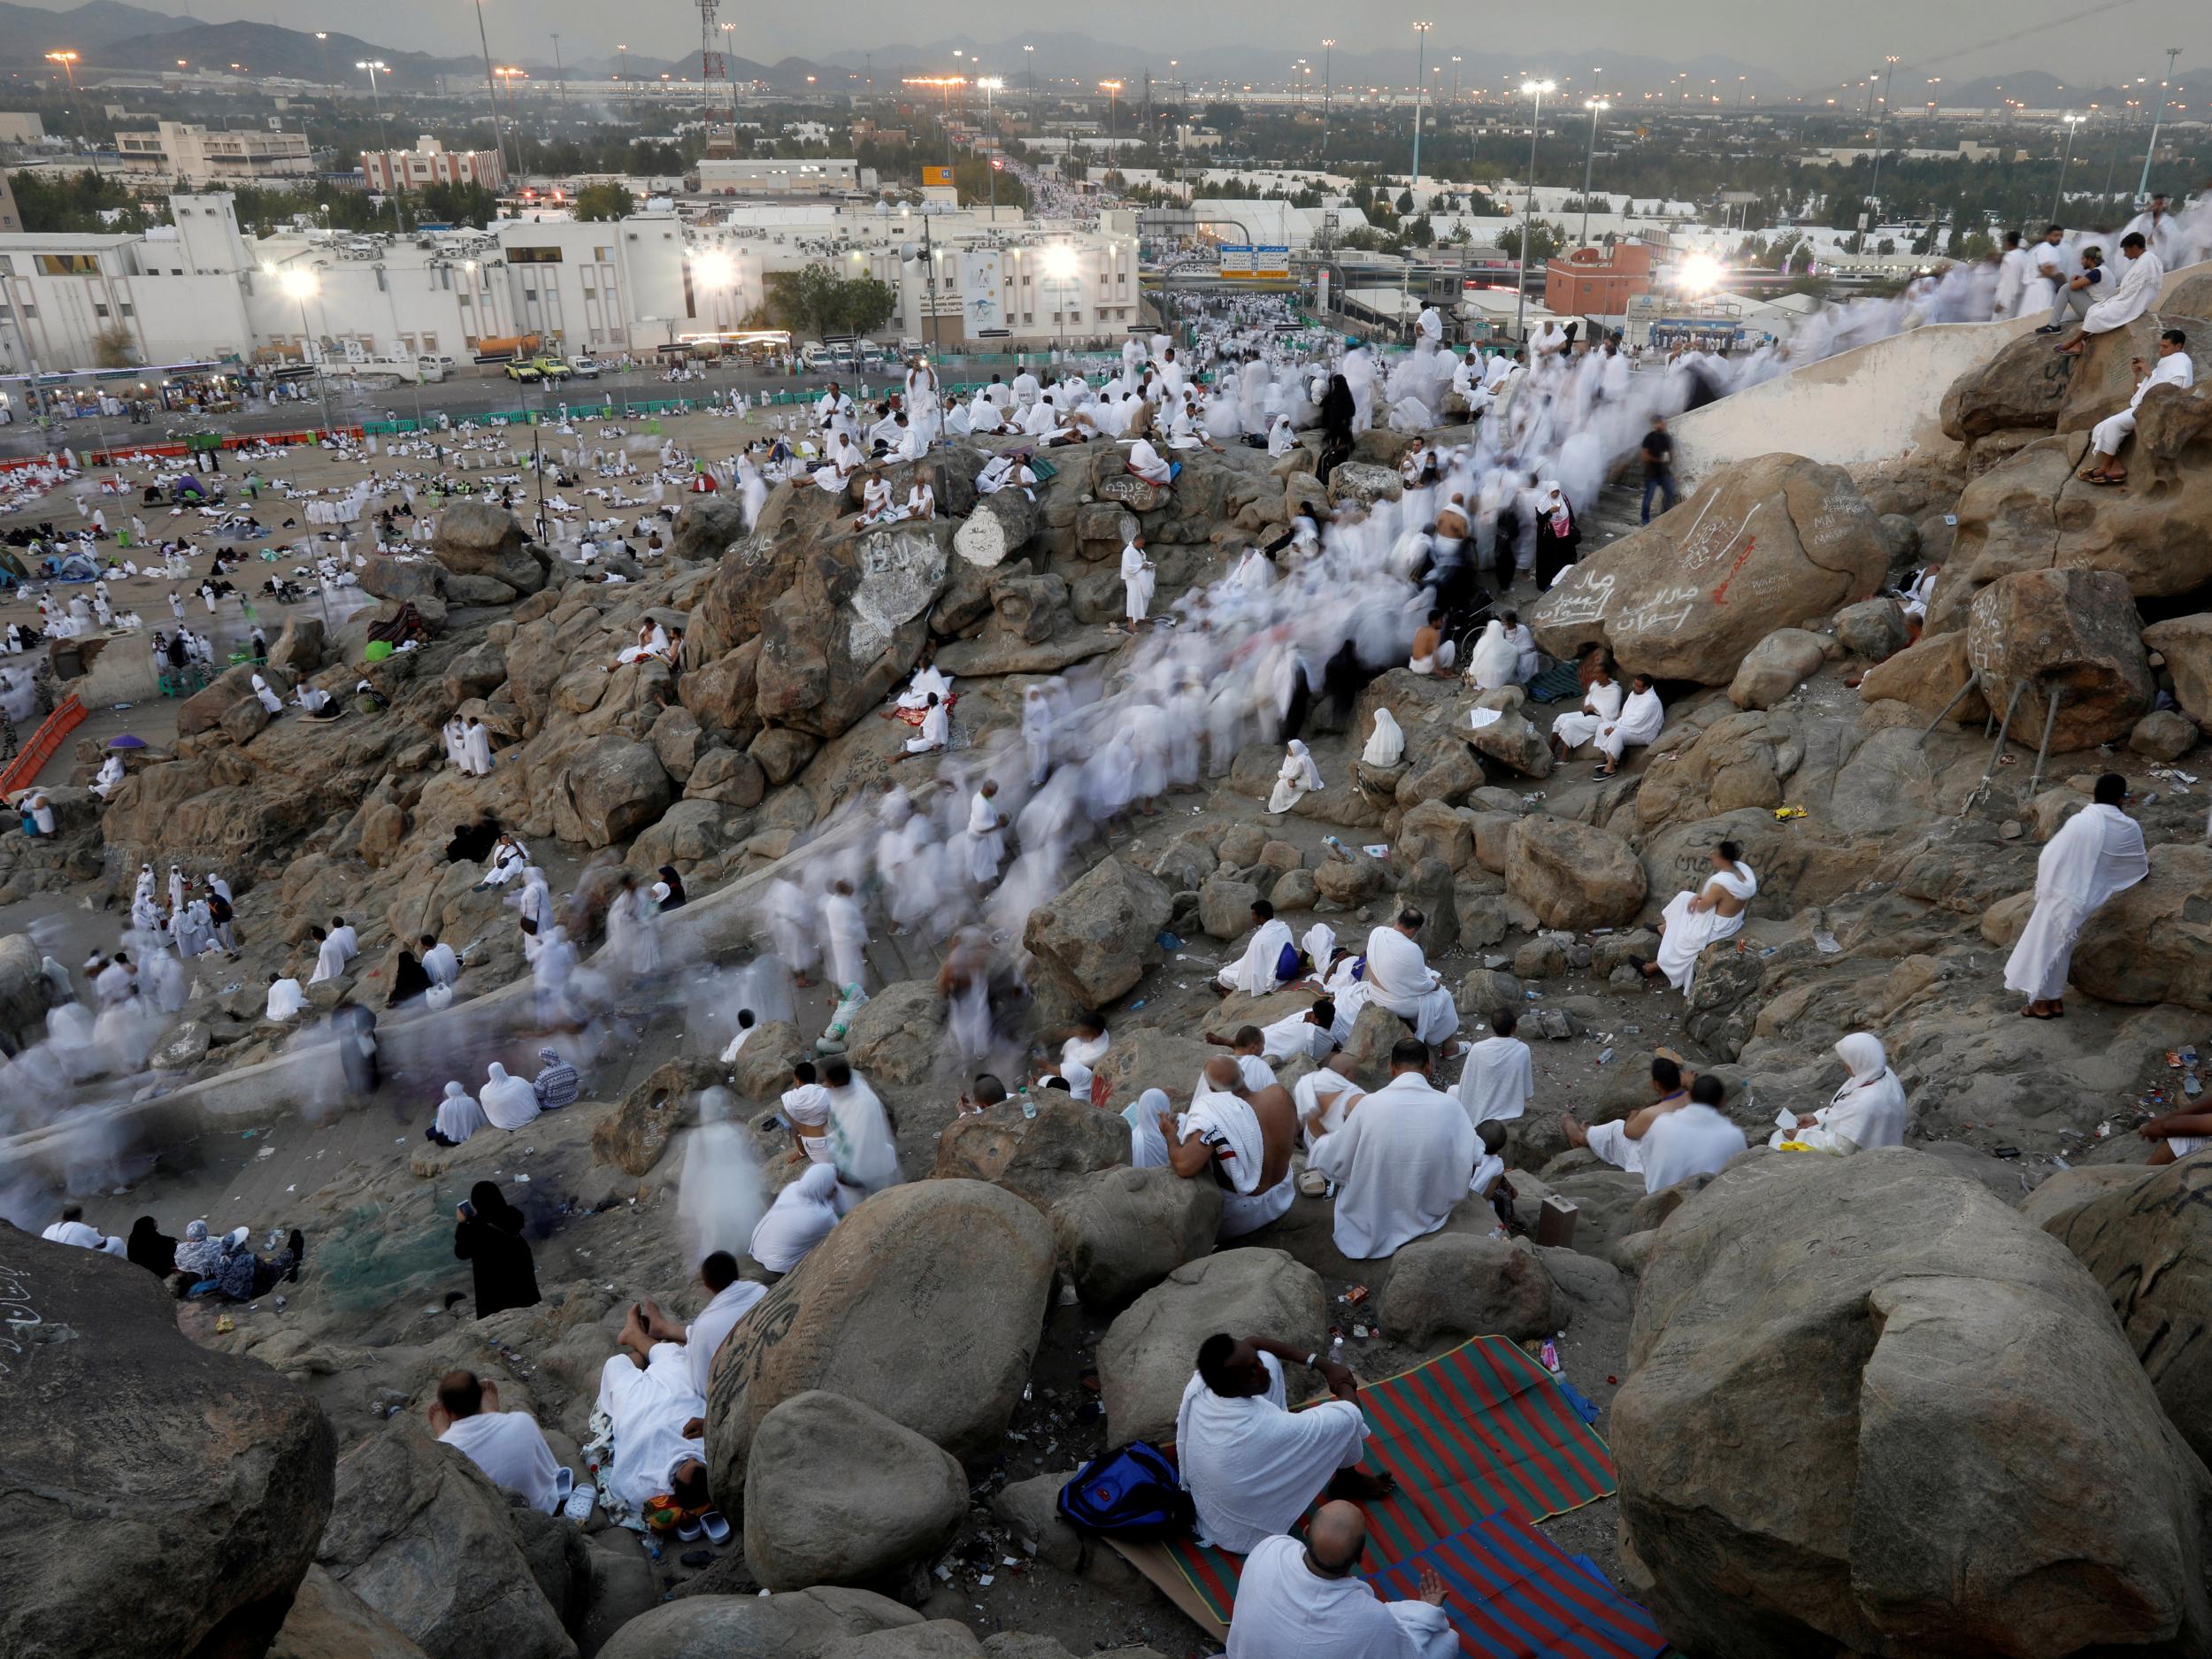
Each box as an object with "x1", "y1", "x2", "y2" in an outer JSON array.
[
  {"x1": 1561, "y1": 1055, "x2": 1690, "y2": 1179},
  {"x1": 1176, "y1": 1333, "x2": 1397, "y2": 1555},
  {"x1": 1133, "y1": 1056, "x2": 1299, "y2": 1240},
  {"x1": 431, "y1": 1368, "x2": 588, "y2": 1519},
  {"x1": 1308, "y1": 1038, "x2": 1477, "y2": 1260},
  {"x1": 595, "y1": 1300, "x2": 716, "y2": 1527}
]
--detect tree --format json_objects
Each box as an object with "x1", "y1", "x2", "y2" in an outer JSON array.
[
  {"x1": 1201, "y1": 102, "x2": 1243, "y2": 133},
  {"x1": 574, "y1": 182, "x2": 635, "y2": 221},
  {"x1": 1497, "y1": 219, "x2": 1564, "y2": 264},
  {"x1": 414, "y1": 181, "x2": 502, "y2": 228},
  {"x1": 92, "y1": 324, "x2": 137, "y2": 369},
  {"x1": 1395, "y1": 188, "x2": 1415, "y2": 213},
  {"x1": 764, "y1": 265, "x2": 896, "y2": 339}
]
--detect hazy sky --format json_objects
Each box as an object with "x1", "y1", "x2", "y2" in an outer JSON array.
[{"x1": 24, "y1": 0, "x2": 2208, "y2": 88}]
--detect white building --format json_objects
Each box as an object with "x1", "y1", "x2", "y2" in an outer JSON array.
[
  {"x1": 114, "y1": 121, "x2": 312, "y2": 185},
  {"x1": 695, "y1": 158, "x2": 862, "y2": 196},
  {"x1": 362, "y1": 136, "x2": 506, "y2": 195},
  {"x1": 0, "y1": 190, "x2": 1146, "y2": 371}
]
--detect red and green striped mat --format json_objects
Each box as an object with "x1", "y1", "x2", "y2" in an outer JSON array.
[{"x1": 1156, "y1": 1336, "x2": 1619, "y2": 1629}]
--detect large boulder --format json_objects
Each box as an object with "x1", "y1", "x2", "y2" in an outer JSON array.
[
  {"x1": 1964, "y1": 567, "x2": 2154, "y2": 752},
  {"x1": 0, "y1": 930, "x2": 55, "y2": 1051},
  {"x1": 433, "y1": 499, "x2": 546, "y2": 595},
  {"x1": 549, "y1": 735, "x2": 672, "y2": 847},
  {"x1": 1376, "y1": 1233, "x2": 1556, "y2": 1345},
  {"x1": 744, "y1": 1393, "x2": 968, "y2": 1592},
  {"x1": 844, "y1": 979, "x2": 942, "y2": 1086},
  {"x1": 953, "y1": 490, "x2": 1041, "y2": 569},
  {"x1": 317, "y1": 1419, "x2": 573, "y2": 1659},
  {"x1": 1052, "y1": 1164, "x2": 1225, "y2": 1311},
  {"x1": 0, "y1": 1237, "x2": 336, "y2": 1659},
  {"x1": 1502, "y1": 816, "x2": 1647, "y2": 930},
  {"x1": 1855, "y1": 628, "x2": 1988, "y2": 724},
  {"x1": 269, "y1": 1564, "x2": 432, "y2": 1659},
  {"x1": 1726, "y1": 628, "x2": 1827, "y2": 710},
  {"x1": 1097, "y1": 1249, "x2": 1328, "y2": 1445},
  {"x1": 932, "y1": 1100, "x2": 1133, "y2": 1212},
  {"x1": 705, "y1": 1180, "x2": 1054, "y2": 1498},
  {"x1": 1616, "y1": 1150, "x2": 2212, "y2": 1659},
  {"x1": 1021, "y1": 856, "x2": 1171, "y2": 1008},
  {"x1": 1939, "y1": 327, "x2": 2078, "y2": 440},
  {"x1": 755, "y1": 525, "x2": 949, "y2": 740},
  {"x1": 2046, "y1": 1155, "x2": 2212, "y2": 1467},
  {"x1": 2143, "y1": 612, "x2": 2212, "y2": 728},
  {"x1": 595, "y1": 1587, "x2": 922, "y2": 1659},
  {"x1": 1529, "y1": 455, "x2": 1889, "y2": 683},
  {"x1": 2070, "y1": 842, "x2": 2212, "y2": 1011}
]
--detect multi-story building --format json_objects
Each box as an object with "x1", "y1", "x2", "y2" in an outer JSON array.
[
  {"x1": 114, "y1": 121, "x2": 313, "y2": 185},
  {"x1": 694, "y1": 157, "x2": 863, "y2": 196},
  {"x1": 360, "y1": 137, "x2": 507, "y2": 195}
]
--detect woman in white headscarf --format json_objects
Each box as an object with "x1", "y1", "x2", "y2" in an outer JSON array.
[
  {"x1": 1469, "y1": 618, "x2": 1519, "y2": 690},
  {"x1": 1771, "y1": 1033, "x2": 1909, "y2": 1154},
  {"x1": 1267, "y1": 739, "x2": 1323, "y2": 815},
  {"x1": 429, "y1": 1079, "x2": 487, "y2": 1146},
  {"x1": 749, "y1": 1163, "x2": 842, "y2": 1274},
  {"x1": 480, "y1": 1062, "x2": 541, "y2": 1130},
  {"x1": 250, "y1": 672, "x2": 282, "y2": 714},
  {"x1": 1362, "y1": 707, "x2": 1405, "y2": 768}
]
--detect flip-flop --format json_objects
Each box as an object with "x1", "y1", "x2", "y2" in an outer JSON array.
[
  {"x1": 2020, "y1": 1007, "x2": 2062, "y2": 1020},
  {"x1": 2086, "y1": 474, "x2": 2126, "y2": 488}
]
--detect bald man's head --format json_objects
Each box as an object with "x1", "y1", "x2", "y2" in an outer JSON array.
[
  {"x1": 1306, "y1": 1501, "x2": 1368, "y2": 1574},
  {"x1": 1202, "y1": 1056, "x2": 1244, "y2": 1093}
]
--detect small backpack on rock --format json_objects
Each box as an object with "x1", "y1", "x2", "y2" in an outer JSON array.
[{"x1": 1056, "y1": 1441, "x2": 1194, "y2": 1540}]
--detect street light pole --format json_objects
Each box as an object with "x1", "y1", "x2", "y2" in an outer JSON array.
[
  {"x1": 1514, "y1": 79, "x2": 1555, "y2": 343},
  {"x1": 472, "y1": 0, "x2": 512, "y2": 180},
  {"x1": 1321, "y1": 39, "x2": 1333, "y2": 159},
  {"x1": 1410, "y1": 22, "x2": 1431, "y2": 194},
  {"x1": 1579, "y1": 99, "x2": 1608, "y2": 247},
  {"x1": 357, "y1": 60, "x2": 407, "y2": 231},
  {"x1": 2136, "y1": 45, "x2": 2182, "y2": 202},
  {"x1": 550, "y1": 32, "x2": 567, "y2": 109},
  {"x1": 1864, "y1": 53, "x2": 1898, "y2": 250},
  {"x1": 2053, "y1": 112, "x2": 2084, "y2": 221}
]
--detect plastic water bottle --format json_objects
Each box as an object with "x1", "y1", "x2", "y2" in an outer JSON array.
[
  {"x1": 1019, "y1": 1087, "x2": 1037, "y2": 1121},
  {"x1": 1329, "y1": 1335, "x2": 1346, "y2": 1367}
]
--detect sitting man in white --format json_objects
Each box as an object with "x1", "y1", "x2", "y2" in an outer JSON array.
[
  {"x1": 1560, "y1": 1055, "x2": 1690, "y2": 1179},
  {"x1": 638, "y1": 1250, "x2": 766, "y2": 1398},
  {"x1": 1639, "y1": 1074, "x2": 1748, "y2": 1192},
  {"x1": 1309, "y1": 1039, "x2": 1477, "y2": 1259},
  {"x1": 1770, "y1": 1033, "x2": 1909, "y2": 1155},
  {"x1": 1360, "y1": 910, "x2": 1462, "y2": 1051},
  {"x1": 2079, "y1": 327, "x2": 2195, "y2": 487},
  {"x1": 1455, "y1": 1006, "x2": 1533, "y2": 1136},
  {"x1": 1133, "y1": 1056, "x2": 1299, "y2": 1239},
  {"x1": 1594, "y1": 672, "x2": 1663, "y2": 778},
  {"x1": 431, "y1": 1368, "x2": 586, "y2": 1517},
  {"x1": 265, "y1": 971, "x2": 306, "y2": 1021},
  {"x1": 595, "y1": 1301, "x2": 713, "y2": 1524},
  {"x1": 1225, "y1": 1502, "x2": 1455, "y2": 1659},
  {"x1": 1216, "y1": 896, "x2": 1296, "y2": 995},
  {"x1": 1293, "y1": 1055, "x2": 1365, "y2": 1150},
  {"x1": 1549, "y1": 658, "x2": 1624, "y2": 758},
  {"x1": 1176, "y1": 1333, "x2": 1393, "y2": 1553},
  {"x1": 1630, "y1": 838, "x2": 1758, "y2": 996},
  {"x1": 897, "y1": 691, "x2": 949, "y2": 759}
]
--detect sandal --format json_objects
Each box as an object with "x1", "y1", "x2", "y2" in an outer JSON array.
[
  {"x1": 701, "y1": 1509, "x2": 732, "y2": 1546},
  {"x1": 2086, "y1": 474, "x2": 2126, "y2": 488}
]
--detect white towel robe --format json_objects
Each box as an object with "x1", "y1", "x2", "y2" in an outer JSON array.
[
  {"x1": 1225, "y1": 1533, "x2": 1457, "y2": 1659},
  {"x1": 1551, "y1": 679, "x2": 1623, "y2": 750},
  {"x1": 2002, "y1": 803, "x2": 2148, "y2": 1002},
  {"x1": 1308, "y1": 1071, "x2": 1477, "y2": 1259},
  {"x1": 1595, "y1": 687, "x2": 1663, "y2": 761},
  {"x1": 1654, "y1": 861, "x2": 1758, "y2": 996},
  {"x1": 1362, "y1": 926, "x2": 1461, "y2": 1046},
  {"x1": 1217, "y1": 918, "x2": 1294, "y2": 995},
  {"x1": 1455, "y1": 1034, "x2": 1533, "y2": 1130},
  {"x1": 1174, "y1": 1353, "x2": 1368, "y2": 1553}
]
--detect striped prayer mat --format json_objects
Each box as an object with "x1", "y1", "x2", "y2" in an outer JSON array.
[
  {"x1": 1143, "y1": 1336, "x2": 1619, "y2": 1630},
  {"x1": 1368, "y1": 1516, "x2": 1668, "y2": 1659}
]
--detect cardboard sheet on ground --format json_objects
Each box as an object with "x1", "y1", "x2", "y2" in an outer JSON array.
[{"x1": 1108, "y1": 1335, "x2": 1620, "y2": 1638}]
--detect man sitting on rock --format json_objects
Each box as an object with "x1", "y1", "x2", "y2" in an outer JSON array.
[
  {"x1": 1561, "y1": 1055, "x2": 1690, "y2": 1178},
  {"x1": 638, "y1": 1250, "x2": 767, "y2": 1398},
  {"x1": 1225, "y1": 1502, "x2": 1452, "y2": 1659},
  {"x1": 595, "y1": 1301, "x2": 713, "y2": 1525},
  {"x1": 1256, "y1": 998, "x2": 1338, "y2": 1065},
  {"x1": 1359, "y1": 910, "x2": 1462, "y2": 1052},
  {"x1": 1638, "y1": 1074, "x2": 1747, "y2": 1192},
  {"x1": 1216, "y1": 898, "x2": 1296, "y2": 996},
  {"x1": 2078, "y1": 328, "x2": 2194, "y2": 488},
  {"x1": 1203, "y1": 1024, "x2": 1281, "y2": 1091},
  {"x1": 1309, "y1": 1039, "x2": 1477, "y2": 1259},
  {"x1": 1176, "y1": 1335, "x2": 1394, "y2": 1554},
  {"x1": 1133, "y1": 1056, "x2": 1298, "y2": 1239},
  {"x1": 431, "y1": 1368, "x2": 586, "y2": 1518},
  {"x1": 1456, "y1": 1008, "x2": 1533, "y2": 1136}
]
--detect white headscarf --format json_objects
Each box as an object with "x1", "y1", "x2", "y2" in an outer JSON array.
[
  {"x1": 1363, "y1": 707, "x2": 1405, "y2": 767},
  {"x1": 1471, "y1": 618, "x2": 1518, "y2": 688},
  {"x1": 1282, "y1": 740, "x2": 1323, "y2": 791},
  {"x1": 480, "y1": 1062, "x2": 540, "y2": 1129},
  {"x1": 1301, "y1": 923, "x2": 1338, "y2": 975},
  {"x1": 434, "y1": 1080, "x2": 486, "y2": 1143},
  {"x1": 1822, "y1": 1033, "x2": 1909, "y2": 1151},
  {"x1": 749, "y1": 1162, "x2": 842, "y2": 1273}
]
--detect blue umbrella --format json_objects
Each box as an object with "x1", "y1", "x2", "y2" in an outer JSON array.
[{"x1": 106, "y1": 734, "x2": 147, "y2": 749}]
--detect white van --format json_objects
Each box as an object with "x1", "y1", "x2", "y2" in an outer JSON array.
[{"x1": 415, "y1": 354, "x2": 456, "y2": 383}]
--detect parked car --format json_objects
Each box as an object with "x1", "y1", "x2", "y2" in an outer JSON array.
[{"x1": 569, "y1": 357, "x2": 603, "y2": 380}]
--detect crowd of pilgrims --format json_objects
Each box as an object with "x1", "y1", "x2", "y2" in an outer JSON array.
[{"x1": 23, "y1": 219, "x2": 2200, "y2": 1594}]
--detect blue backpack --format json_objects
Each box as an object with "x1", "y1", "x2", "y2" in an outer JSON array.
[{"x1": 1056, "y1": 1442, "x2": 1194, "y2": 1540}]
